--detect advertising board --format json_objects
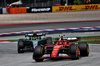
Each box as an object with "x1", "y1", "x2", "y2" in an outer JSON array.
[
  {"x1": 0, "y1": 8, "x2": 2, "y2": 14},
  {"x1": 9, "y1": 8, "x2": 27, "y2": 14},
  {"x1": 27, "y1": 7, "x2": 52, "y2": 13},
  {"x1": 52, "y1": 4, "x2": 100, "y2": 12}
]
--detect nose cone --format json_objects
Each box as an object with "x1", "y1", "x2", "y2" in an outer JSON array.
[{"x1": 51, "y1": 45, "x2": 63, "y2": 57}]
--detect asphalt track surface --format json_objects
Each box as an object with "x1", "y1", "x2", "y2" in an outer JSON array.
[
  {"x1": 0, "y1": 42, "x2": 100, "y2": 66},
  {"x1": 0, "y1": 22, "x2": 100, "y2": 33}
]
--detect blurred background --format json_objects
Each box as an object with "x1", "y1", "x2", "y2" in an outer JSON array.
[{"x1": 0, "y1": 0, "x2": 100, "y2": 7}]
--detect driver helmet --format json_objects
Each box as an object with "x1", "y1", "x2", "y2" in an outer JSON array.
[
  {"x1": 59, "y1": 35, "x2": 65, "y2": 40},
  {"x1": 32, "y1": 31, "x2": 38, "y2": 40},
  {"x1": 33, "y1": 31, "x2": 37, "y2": 36}
]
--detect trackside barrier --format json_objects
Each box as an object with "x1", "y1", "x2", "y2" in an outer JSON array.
[
  {"x1": 27, "y1": 7, "x2": 52, "y2": 13},
  {"x1": 0, "y1": 26, "x2": 100, "y2": 36},
  {"x1": 0, "y1": 8, "x2": 2, "y2": 14},
  {"x1": 52, "y1": 4, "x2": 100, "y2": 12},
  {"x1": 3, "y1": 8, "x2": 7, "y2": 14},
  {"x1": 9, "y1": 8, "x2": 27, "y2": 14}
]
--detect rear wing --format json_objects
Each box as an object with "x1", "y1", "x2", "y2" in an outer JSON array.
[
  {"x1": 64, "y1": 37, "x2": 81, "y2": 42},
  {"x1": 25, "y1": 33, "x2": 46, "y2": 37}
]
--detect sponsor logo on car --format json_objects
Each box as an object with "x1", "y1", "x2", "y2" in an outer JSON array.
[{"x1": 54, "y1": 48, "x2": 58, "y2": 50}]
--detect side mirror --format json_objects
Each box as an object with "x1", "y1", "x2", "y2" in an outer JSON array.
[
  {"x1": 25, "y1": 34, "x2": 28, "y2": 37},
  {"x1": 43, "y1": 33, "x2": 46, "y2": 36}
]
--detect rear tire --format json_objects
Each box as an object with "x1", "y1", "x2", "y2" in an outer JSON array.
[
  {"x1": 70, "y1": 44, "x2": 80, "y2": 59},
  {"x1": 18, "y1": 39, "x2": 24, "y2": 53},
  {"x1": 33, "y1": 46, "x2": 44, "y2": 62},
  {"x1": 78, "y1": 42, "x2": 89, "y2": 56}
]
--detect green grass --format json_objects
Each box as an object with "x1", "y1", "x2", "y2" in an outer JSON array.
[{"x1": 81, "y1": 36, "x2": 100, "y2": 44}]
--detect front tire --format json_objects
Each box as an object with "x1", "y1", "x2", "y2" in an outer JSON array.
[
  {"x1": 18, "y1": 39, "x2": 24, "y2": 53},
  {"x1": 70, "y1": 44, "x2": 80, "y2": 59},
  {"x1": 33, "y1": 46, "x2": 44, "y2": 62}
]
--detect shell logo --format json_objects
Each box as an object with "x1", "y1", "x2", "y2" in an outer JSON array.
[{"x1": 54, "y1": 48, "x2": 58, "y2": 50}]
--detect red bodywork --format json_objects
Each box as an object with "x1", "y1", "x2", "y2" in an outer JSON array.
[{"x1": 39, "y1": 38, "x2": 80, "y2": 59}]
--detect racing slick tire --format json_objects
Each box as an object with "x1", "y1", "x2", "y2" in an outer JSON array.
[
  {"x1": 47, "y1": 37, "x2": 52, "y2": 45},
  {"x1": 33, "y1": 46, "x2": 44, "y2": 62},
  {"x1": 18, "y1": 39, "x2": 24, "y2": 53},
  {"x1": 70, "y1": 44, "x2": 80, "y2": 59},
  {"x1": 78, "y1": 42, "x2": 89, "y2": 56}
]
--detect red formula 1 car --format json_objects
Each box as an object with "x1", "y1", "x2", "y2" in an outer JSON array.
[{"x1": 33, "y1": 35, "x2": 89, "y2": 62}]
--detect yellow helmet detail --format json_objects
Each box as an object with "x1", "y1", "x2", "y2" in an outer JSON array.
[
  {"x1": 33, "y1": 31, "x2": 36, "y2": 33},
  {"x1": 59, "y1": 35, "x2": 65, "y2": 37}
]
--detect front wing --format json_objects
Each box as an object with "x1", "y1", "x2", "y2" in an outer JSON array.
[{"x1": 39, "y1": 54, "x2": 73, "y2": 59}]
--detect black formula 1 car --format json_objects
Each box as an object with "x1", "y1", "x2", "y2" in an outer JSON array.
[
  {"x1": 18, "y1": 33, "x2": 52, "y2": 53},
  {"x1": 33, "y1": 35, "x2": 89, "y2": 62}
]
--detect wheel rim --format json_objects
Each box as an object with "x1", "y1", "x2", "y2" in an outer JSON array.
[
  {"x1": 41, "y1": 47, "x2": 43, "y2": 54},
  {"x1": 87, "y1": 45, "x2": 89, "y2": 55},
  {"x1": 76, "y1": 47, "x2": 80, "y2": 58}
]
